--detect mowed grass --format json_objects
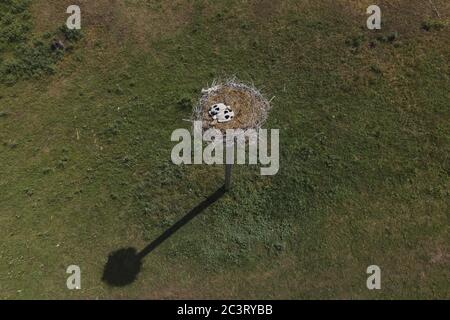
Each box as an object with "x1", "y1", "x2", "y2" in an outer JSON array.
[{"x1": 0, "y1": 0, "x2": 449, "y2": 299}]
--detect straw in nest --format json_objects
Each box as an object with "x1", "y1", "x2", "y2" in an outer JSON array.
[{"x1": 192, "y1": 79, "x2": 272, "y2": 134}]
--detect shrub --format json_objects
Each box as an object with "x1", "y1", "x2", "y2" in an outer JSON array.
[
  {"x1": 422, "y1": 19, "x2": 447, "y2": 31},
  {"x1": 177, "y1": 97, "x2": 192, "y2": 109},
  {"x1": 59, "y1": 25, "x2": 83, "y2": 42}
]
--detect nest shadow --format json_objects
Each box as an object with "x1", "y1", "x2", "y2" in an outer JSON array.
[
  {"x1": 102, "y1": 186, "x2": 226, "y2": 287},
  {"x1": 102, "y1": 247, "x2": 141, "y2": 287}
]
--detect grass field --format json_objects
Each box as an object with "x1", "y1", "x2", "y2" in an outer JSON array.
[{"x1": 0, "y1": 0, "x2": 449, "y2": 299}]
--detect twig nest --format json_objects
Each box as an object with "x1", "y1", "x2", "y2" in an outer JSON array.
[{"x1": 193, "y1": 79, "x2": 271, "y2": 133}]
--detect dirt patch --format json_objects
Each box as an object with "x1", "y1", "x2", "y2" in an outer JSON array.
[
  {"x1": 251, "y1": 0, "x2": 282, "y2": 21},
  {"x1": 118, "y1": 1, "x2": 193, "y2": 48},
  {"x1": 429, "y1": 243, "x2": 450, "y2": 264},
  {"x1": 31, "y1": 0, "x2": 193, "y2": 49}
]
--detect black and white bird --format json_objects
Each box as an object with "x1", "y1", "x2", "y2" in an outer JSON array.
[{"x1": 208, "y1": 103, "x2": 235, "y2": 123}]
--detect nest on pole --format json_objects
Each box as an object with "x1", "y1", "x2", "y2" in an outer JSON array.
[{"x1": 192, "y1": 78, "x2": 272, "y2": 134}]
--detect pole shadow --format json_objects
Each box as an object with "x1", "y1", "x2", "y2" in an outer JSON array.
[{"x1": 102, "y1": 186, "x2": 226, "y2": 287}]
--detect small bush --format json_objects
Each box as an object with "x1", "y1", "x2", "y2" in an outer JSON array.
[
  {"x1": 387, "y1": 31, "x2": 399, "y2": 42},
  {"x1": 377, "y1": 31, "x2": 399, "y2": 43},
  {"x1": 1, "y1": 20, "x2": 30, "y2": 43},
  {"x1": 9, "y1": 0, "x2": 30, "y2": 14},
  {"x1": 346, "y1": 34, "x2": 365, "y2": 48},
  {"x1": 177, "y1": 97, "x2": 192, "y2": 109},
  {"x1": 59, "y1": 25, "x2": 83, "y2": 42},
  {"x1": 0, "y1": 41, "x2": 62, "y2": 83},
  {"x1": 422, "y1": 19, "x2": 447, "y2": 31}
]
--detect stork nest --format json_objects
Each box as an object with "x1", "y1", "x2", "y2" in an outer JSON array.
[{"x1": 192, "y1": 79, "x2": 272, "y2": 133}]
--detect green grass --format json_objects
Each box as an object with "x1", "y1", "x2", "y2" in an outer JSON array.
[{"x1": 0, "y1": 0, "x2": 449, "y2": 299}]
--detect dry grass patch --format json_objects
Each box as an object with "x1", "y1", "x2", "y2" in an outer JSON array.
[{"x1": 31, "y1": 0, "x2": 193, "y2": 49}]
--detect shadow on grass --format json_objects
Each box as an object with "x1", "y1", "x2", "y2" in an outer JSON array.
[{"x1": 102, "y1": 186, "x2": 226, "y2": 287}]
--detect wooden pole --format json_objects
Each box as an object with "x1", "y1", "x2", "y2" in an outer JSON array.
[
  {"x1": 225, "y1": 163, "x2": 233, "y2": 191},
  {"x1": 224, "y1": 136, "x2": 234, "y2": 191}
]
